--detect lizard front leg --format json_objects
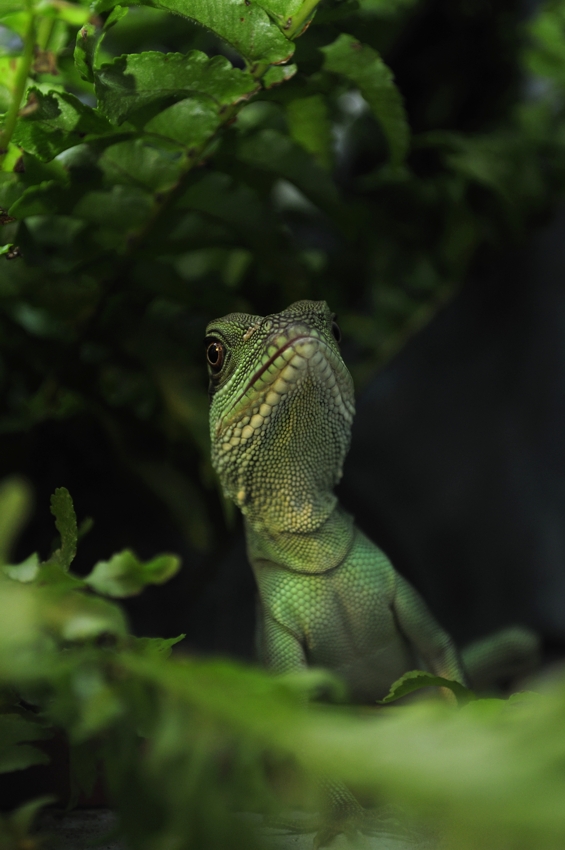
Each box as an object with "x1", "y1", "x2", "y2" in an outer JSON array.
[
  {"x1": 260, "y1": 611, "x2": 368, "y2": 848},
  {"x1": 392, "y1": 573, "x2": 467, "y2": 688},
  {"x1": 260, "y1": 610, "x2": 308, "y2": 673}
]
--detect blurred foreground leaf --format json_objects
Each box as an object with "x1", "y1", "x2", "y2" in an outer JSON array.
[
  {"x1": 84, "y1": 549, "x2": 181, "y2": 597},
  {"x1": 0, "y1": 714, "x2": 52, "y2": 773},
  {"x1": 0, "y1": 796, "x2": 56, "y2": 850},
  {"x1": 0, "y1": 478, "x2": 32, "y2": 566}
]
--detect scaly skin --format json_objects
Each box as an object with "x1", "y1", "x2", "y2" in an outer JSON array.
[{"x1": 205, "y1": 299, "x2": 466, "y2": 700}]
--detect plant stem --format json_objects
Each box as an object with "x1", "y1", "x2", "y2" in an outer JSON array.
[
  {"x1": 0, "y1": 11, "x2": 36, "y2": 168},
  {"x1": 37, "y1": 15, "x2": 54, "y2": 50},
  {"x1": 286, "y1": 0, "x2": 320, "y2": 38}
]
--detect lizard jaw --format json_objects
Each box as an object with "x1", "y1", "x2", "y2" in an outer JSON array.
[
  {"x1": 207, "y1": 300, "x2": 356, "y2": 526},
  {"x1": 216, "y1": 332, "x2": 354, "y2": 453},
  {"x1": 222, "y1": 333, "x2": 314, "y2": 423}
]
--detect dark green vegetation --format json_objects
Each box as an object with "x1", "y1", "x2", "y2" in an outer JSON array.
[
  {"x1": 1, "y1": 481, "x2": 565, "y2": 850},
  {"x1": 2, "y1": 0, "x2": 565, "y2": 847},
  {"x1": 1, "y1": 0, "x2": 565, "y2": 556}
]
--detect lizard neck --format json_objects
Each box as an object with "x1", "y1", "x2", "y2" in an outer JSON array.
[
  {"x1": 239, "y1": 456, "x2": 339, "y2": 535},
  {"x1": 207, "y1": 300, "x2": 357, "y2": 573},
  {"x1": 244, "y1": 503, "x2": 355, "y2": 575}
]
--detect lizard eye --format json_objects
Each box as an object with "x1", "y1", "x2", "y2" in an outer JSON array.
[
  {"x1": 331, "y1": 319, "x2": 341, "y2": 344},
  {"x1": 206, "y1": 340, "x2": 225, "y2": 373}
]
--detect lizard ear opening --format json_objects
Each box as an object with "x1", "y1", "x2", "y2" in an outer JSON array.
[{"x1": 331, "y1": 319, "x2": 341, "y2": 344}]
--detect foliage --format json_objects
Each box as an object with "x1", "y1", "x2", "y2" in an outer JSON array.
[
  {"x1": 2, "y1": 3, "x2": 565, "y2": 849},
  {"x1": 0, "y1": 480, "x2": 565, "y2": 850},
  {"x1": 0, "y1": 0, "x2": 564, "y2": 547}
]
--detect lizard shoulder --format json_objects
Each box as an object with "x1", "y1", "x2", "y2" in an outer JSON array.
[{"x1": 341, "y1": 527, "x2": 398, "y2": 600}]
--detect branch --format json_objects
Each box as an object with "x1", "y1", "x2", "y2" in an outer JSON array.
[
  {"x1": 286, "y1": 0, "x2": 320, "y2": 38},
  {"x1": 0, "y1": 10, "x2": 36, "y2": 168}
]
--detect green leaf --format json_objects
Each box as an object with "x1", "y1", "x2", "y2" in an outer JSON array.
[
  {"x1": 46, "y1": 487, "x2": 77, "y2": 572},
  {"x1": 95, "y1": 50, "x2": 259, "y2": 126},
  {"x1": 377, "y1": 670, "x2": 476, "y2": 706},
  {"x1": 8, "y1": 181, "x2": 69, "y2": 218},
  {"x1": 3, "y1": 553, "x2": 40, "y2": 583},
  {"x1": 74, "y1": 22, "x2": 99, "y2": 84},
  {"x1": 0, "y1": 714, "x2": 52, "y2": 774},
  {"x1": 255, "y1": 0, "x2": 304, "y2": 25},
  {"x1": 21, "y1": 150, "x2": 69, "y2": 184},
  {"x1": 12, "y1": 89, "x2": 114, "y2": 161},
  {"x1": 0, "y1": 56, "x2": 19, "y2": 106},
  {"x1": 74, "y1": 7, "x2": 129, "y2": 83},
  {"x1": 34, "y1": 0, "x2": 90, "y2": 25},
  {"x1": 104, "y1": 4, "x2": 129, "y2": 27},
  {"x1": 438, "y1": 133, "x2": 516, "y2": 204},
  {"x1": 45, "y1": 591, "x2": 128, "y2": 640},
  {"x1": 131, "y1": 634, "x2": 186, "y2": 659},
  {"x1": 0, "y1": 174, "x2": 25, "y2": 213},
  {"x1": 8, "y1": 796, "x2": 56, "y2": 839},
  {"x1": 99, "y1": 138, "x2": 183, "y2": 192},
  {"x1": 92, "y1": 0, "x2": 294, "y2": 65},
  {"x1": 36, "y1": 562, "x2": 85, "y2": 589},
  {"x1": 179, "y1": 171, "x2": 269, "y2": 239},
  {"x1": 237, "y1": 128, "x2": 339, "y2": 213},
  {"x1": 525, "y1": 4, "x2": 565, "y2": 88},
  {"x1": 84, "y1": 549, "x2": 181, "y2": 597},
  {"x1": 0, "y1": 477, "x2": 33, "y2": 566},
  {"x1": 276, "y1": 667, "x2": 348, "y2": 702},
  {"x1": 321, "y1": 32, "x2": 409, "y2": 166},
  {"x1": 0, "y1": 4, "x2": 27, "y2": 20},
  {"x1": 286, "y1": 94, "x2": 332, "y2": 168},
  {"x1": 67, "y1": 667, "x2": 124, "y2": 739},
  {"x1": 263, "y1": 63, "x2": 297, "y2": 88},
  {"x1": 145, "y1": 96, "x2": 220, "y2": 149},
  {"x1": 73, "y1": 185, "x2": 155, "y2": 233}
]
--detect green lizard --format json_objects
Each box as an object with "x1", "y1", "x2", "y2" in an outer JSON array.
[{"x1": 205, "y1": 299, "x2": 538, "y2": 838}]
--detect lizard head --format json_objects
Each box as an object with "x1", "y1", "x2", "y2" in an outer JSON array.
[{"x1": 205, "y1": 300, "x2": 355, "y2": 530}]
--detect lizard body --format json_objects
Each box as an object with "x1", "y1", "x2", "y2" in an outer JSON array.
[{"x1": 206, "y1": 300, "x2": 466, "y2": 699}]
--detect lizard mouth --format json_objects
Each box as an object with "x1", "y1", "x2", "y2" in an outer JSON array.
[
  {"x1": 218, "y1": 328, "x2": 354, "y2": 439},
  {"x1": 223, "y1": 333, "x2": 317, "y2": 421},
  {"x1": 245, "y1": 334, "x2": 311, "y2": 394}
]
